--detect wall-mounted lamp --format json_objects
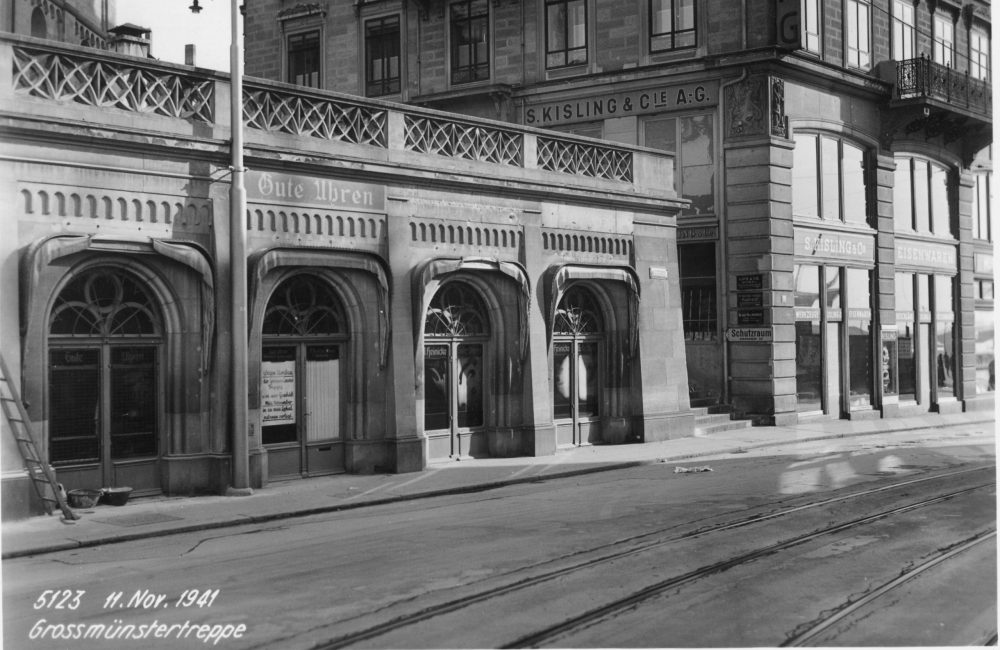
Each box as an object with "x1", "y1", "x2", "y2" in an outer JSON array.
[{"x1": 189, "y1": 0, "x2": 202, "y2": 13}]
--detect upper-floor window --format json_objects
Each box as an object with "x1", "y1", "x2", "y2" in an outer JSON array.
[
  {"x1": 893, "y1": 156, "x2": 954, "y2": 237},
  {"x1": 31, "y1": 8, "x2": 47, "y2": 38},
  {"x1": 933, "y1": 13, "x2": 954, "y2": 67},
  {"x1": 644, "y1": 114, "x2": 715, "y2": 216},
  {"x1": 846, "y1": 0, "x2": 871, "y2": 68},
  {"x1": 546, "y1": 0, "x2": 587, "y2": 68},
  {"x1": 649, "y1": 0, "x2": 695, "y2": 52},
  {"x1": 287, "y1": 31, "x2": 321, "y2": 88},
  {"x1": 451, "y1": 0, "x2": 490, "y2": 84},
  {"x1": 970, "y1": 27, "x2": 991, "y2": 81},
  {"x1": 365, "y1": 15, "x2": 401, "y2": 97},
  {"x1": 792, "y1": 133, "x2": 870, "y2": 226},
  {"x1": 892, "y1": 0, "x2": 915, "y2": 60},
  {"x1": 803, "y1": 0, "x2": 822, "y2": 53},
  {"x1": 974, "y1": 172, "x2": 992, "y2": 241}
]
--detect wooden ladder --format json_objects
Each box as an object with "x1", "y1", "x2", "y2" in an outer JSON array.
[{"x1": 0, "y1": 354, "x2": 78, "y2": 520}]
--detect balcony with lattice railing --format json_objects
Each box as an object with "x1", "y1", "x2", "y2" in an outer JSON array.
[{"x1": 3, "y1": 34, "x2": 678, "y2": 204}]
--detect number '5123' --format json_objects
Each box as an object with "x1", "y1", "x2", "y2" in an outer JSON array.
[{"x1": 33, "y1": 590, "x2": 85, "y2": 610}]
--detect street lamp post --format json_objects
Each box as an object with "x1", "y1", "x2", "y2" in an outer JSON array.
[
  {"x1": 227, "y1": 0, "x2": 251, "y2": 494},
  {"x1": 193, "y1": 0, "x2": 250, "y2": 493}
]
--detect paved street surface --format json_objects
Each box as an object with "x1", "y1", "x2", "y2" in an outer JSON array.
[{"x1": 1, "y1": 413, "x2": 996, "y2": 648}]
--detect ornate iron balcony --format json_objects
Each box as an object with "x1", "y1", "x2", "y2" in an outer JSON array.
[{"x1": 895, "y1": 55, "x2": 992, "y2": 120}]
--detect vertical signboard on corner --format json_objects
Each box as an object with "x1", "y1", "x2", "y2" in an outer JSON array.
[{"x1": 776, "y1": 0, "x2": 802, "y2": 50}]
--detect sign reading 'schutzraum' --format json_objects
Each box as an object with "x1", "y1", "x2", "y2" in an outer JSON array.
[
  {"x1": 726, "y1": 327, "x2": 773, "y2": 342},
  {"x1": 247, "y1": 171, "x2": 385, "y2": 212},
  {"x1": 794, "y1": 228, "x2": 874, "y2": 263},
  {"x1": 523, "y1": 81, "x2": 719, "y2": 127}
]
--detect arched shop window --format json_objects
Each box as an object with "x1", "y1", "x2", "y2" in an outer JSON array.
[
  {"x1": 48, "y1": 269, "x2": 162, "y2": 473},
  {"x1": 552, "y1": 285, "x2": 603, "y2": 421},
  {"x1": 792, "y1": 133, "x2": 870, "y2": 226},
  {"x1": 261, "y1": 275, "x2": 348, "y2": 477},
  {"x1": 893, "y1": 156, "x2": 954, "y2": 237},
  {"x1": 424, "y1": 282, "x2": 490, "y2": 433},
  {"x1": 263, "y1": 274, "x2": 343, "y2": 336}
]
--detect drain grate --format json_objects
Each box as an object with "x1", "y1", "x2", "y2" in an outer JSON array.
[{"x1": 91, "y1": 512, "x2": 184, "y2": 527}]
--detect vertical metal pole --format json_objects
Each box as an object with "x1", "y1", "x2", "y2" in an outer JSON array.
[{"x1": 229, "y1": 0, "x2": 250, "y2": 491}]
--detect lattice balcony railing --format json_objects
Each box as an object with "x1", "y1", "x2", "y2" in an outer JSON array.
[
  {"x1": 896, "y1": 56, "x2": 992, "y2": 117},
  {"x1": 13, "y1": 47, "x2": 214, "y2": 122},
  {"x1": 404, "y1": 115, "x2": 522, "y2": 166},
  {"x1": 536, "y1": 136, "x2": 633, "y2": 182},
  {"x1": 243, "y1": 86, "x2": 387, "y2": 147}
]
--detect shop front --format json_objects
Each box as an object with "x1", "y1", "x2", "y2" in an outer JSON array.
[{"x1": 793, "y1": 228, "x2": 878, "y2": 419}]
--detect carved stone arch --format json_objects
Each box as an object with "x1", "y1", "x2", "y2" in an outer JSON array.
[{"x1": 544, "y1": 264, "x2": 641, "y2": 358}]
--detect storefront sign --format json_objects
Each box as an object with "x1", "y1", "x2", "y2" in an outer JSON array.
[
  {"x1": 794, "y1": 228, "x2": 874, "y2": 263},
  {"x1": 737, "y1": 309, "x2": 766, "y2": 325},
  {"x1": 678, "y1": 226, "x2": 719, "y2": 241},
  {"x1": 523, "y1": 81, "x2": 719, "y2": 127},
  {"x1": 736, "y1": 274, "x2": 764, "y2": 292},
  {"x1": 261, "y1": 361, "x2": 296, "y2": 426},
  {"x1": 247, "y1": 171, "x2": 385, "y2": 212},
  {"x1": 726, "y1": 327, "x2": 773, "y2": 342},
  {"x1": 895, "y1": 240, "x2": 957, "y2": 272}
]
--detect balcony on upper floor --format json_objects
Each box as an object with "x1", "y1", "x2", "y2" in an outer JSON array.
[{"x1": 881, "y1": 55, "x2": 992, "y2": 164}]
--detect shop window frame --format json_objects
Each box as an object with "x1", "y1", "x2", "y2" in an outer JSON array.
[{"x1": 892, "y1": 155, "x2": 956, "y2": 238}]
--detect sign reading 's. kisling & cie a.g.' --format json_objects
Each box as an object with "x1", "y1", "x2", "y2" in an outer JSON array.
[{"x1": 523, "y1": 81, "x2": 719, "y2": 127}]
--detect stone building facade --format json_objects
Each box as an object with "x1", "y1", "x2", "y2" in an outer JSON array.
[
  {"x1": 0, "y1": 32, "x2": 689, "y2": 518},
  {"x1": 243, "y1": 0, "x2": 993, "y2": 423}
]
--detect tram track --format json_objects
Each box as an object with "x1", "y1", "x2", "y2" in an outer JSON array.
[
  {"x1": 781, "y1": 529, "x2": 997, "y2": 646},
  {"x1": 310, "y1": 465, "x2": 994, "y2": 650}
]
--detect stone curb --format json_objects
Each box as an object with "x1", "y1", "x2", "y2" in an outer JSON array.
[{"x1": 3, "y1": 416, "x2": 993, "y2": 559}]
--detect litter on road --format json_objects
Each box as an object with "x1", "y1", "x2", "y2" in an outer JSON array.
[{"x1": 673, "y1": 466, "x2": 714, "y2": 474}]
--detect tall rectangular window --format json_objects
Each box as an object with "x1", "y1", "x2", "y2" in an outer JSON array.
[
  {"x1": 365, "y1": 16, "x2": 401, "y2": 97},
  {"x1": 803, "y1": 0, "x2": 821, "y2": 53},
  {"x1": 932, "y1": 13, "x2": 954, "y2": 67},
  {"x1": 287, "y1": 31, "x2": 321, "y2": 88},
  {"x1": 974, "y1": 172, "x2": 992, "y2": 241},
  {"x1": 846, "y1": 268, "x2": 873, "y2": 407},
  {"x1": 451, "y1": 0, "x2": 490, "y2": 84},
  {"x1": 929, "y1": 163, "x2": 951, "y2": 236},
  {"x1": 933, "y1": 276, "x2": 956, "y2": 399},
  {"x1": 650, "y1": 0, "x2": 695, "y2": 52},
  {"x1": 892, "y1": 0, "x2": 915, "y2": 60},
  {"x1": 846, "y1": 0, "x2": 871, "y2": 69},
  {"x1": 678, "y1": 243, "x2": 717, "y2": 340},
  {"x1": 893, "y1": 158, "x2": 913, "y2": 231},
  {"x1": 546, "y1": 0, "x2": 587, "y2": 68},
  {"x1": 971, "y1": 28, "x2": 991, "y2": 81},
  {"x1": 793, "y1": 134, "x2": 869, "y2": 225},
  {"x1": 644, "y1": 115, "x2": 715, "y2": 216}
]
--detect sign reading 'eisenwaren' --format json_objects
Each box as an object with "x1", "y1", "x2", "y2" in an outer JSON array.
[
  {"x1": 247, "y1": 171, "x2": 385, "y2": 212},
  {"x1": 895, "y1": 239, "x2": 958, "y2": 271}
]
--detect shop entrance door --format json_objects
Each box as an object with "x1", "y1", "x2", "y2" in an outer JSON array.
[
  {"x1": 261, "y1": 343, "x2": 343, "y2": 478},
  {"x1": 47, "y1": 269, "x2": 162, "y2": 495},
  {"x1": 552, "y1": 286, "x2": 603, "y2": 446},
  {"x1": 423, "y1": 281, "x2": 489, "y2": 460},
  {"x1": 261, "y1": 274, "x2": 347, "y2": 480}
]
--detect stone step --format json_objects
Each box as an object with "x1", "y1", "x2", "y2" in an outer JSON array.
[{"x1": 694, "y1": 419, "x2": 754, "y2": 435}]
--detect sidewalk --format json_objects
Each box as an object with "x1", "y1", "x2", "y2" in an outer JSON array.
[{"x1": 2, "y1": 411, "x2": 995, "y2": 559}]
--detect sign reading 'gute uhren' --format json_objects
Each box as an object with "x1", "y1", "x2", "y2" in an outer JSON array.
[{"x1": 247, "y1": 171, "x2": 385, "y2": 212}]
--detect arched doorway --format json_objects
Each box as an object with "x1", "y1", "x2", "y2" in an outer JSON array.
[
  {"x1": 423, "y1": 281, "x2": 490, "y2": 459},
  {"x1": 261, "y1": 274, "x2": 347, "y2": 479},
  {"x1": 47, "y1": 268, "x2": 163, "y2": 492},
  {"x1": 552, "y1": 285, "x2": 603, "y2": 446}
]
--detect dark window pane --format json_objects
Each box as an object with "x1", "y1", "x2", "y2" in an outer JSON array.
[
  {"x1": 288, "y1": 31, "x2": 321, "y2": 88},
  {"x1": 451, "y1": 0, "x2": 490, "y2": 83},
  {"x1": 110, "y1": 347, "x2": 157, "y2": 458},
  {"x1": 365, "y1": 15, "x2": 401, "y2": 96},
  {"x1": 424, "y1": 345, "x2": 450, "y2": 431},
  {"x1": 48, "y1": 349, "x2": 100, "y2": 464},
  {"x1": 796, "y1": 321, "x2": 822, "y2": 412},
  {"x1": 456, "y1": 344, "x2": 483, "y2": 428},
  {"x1": 546, "y1": 0, "x2": 587, "y2": 68}
]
